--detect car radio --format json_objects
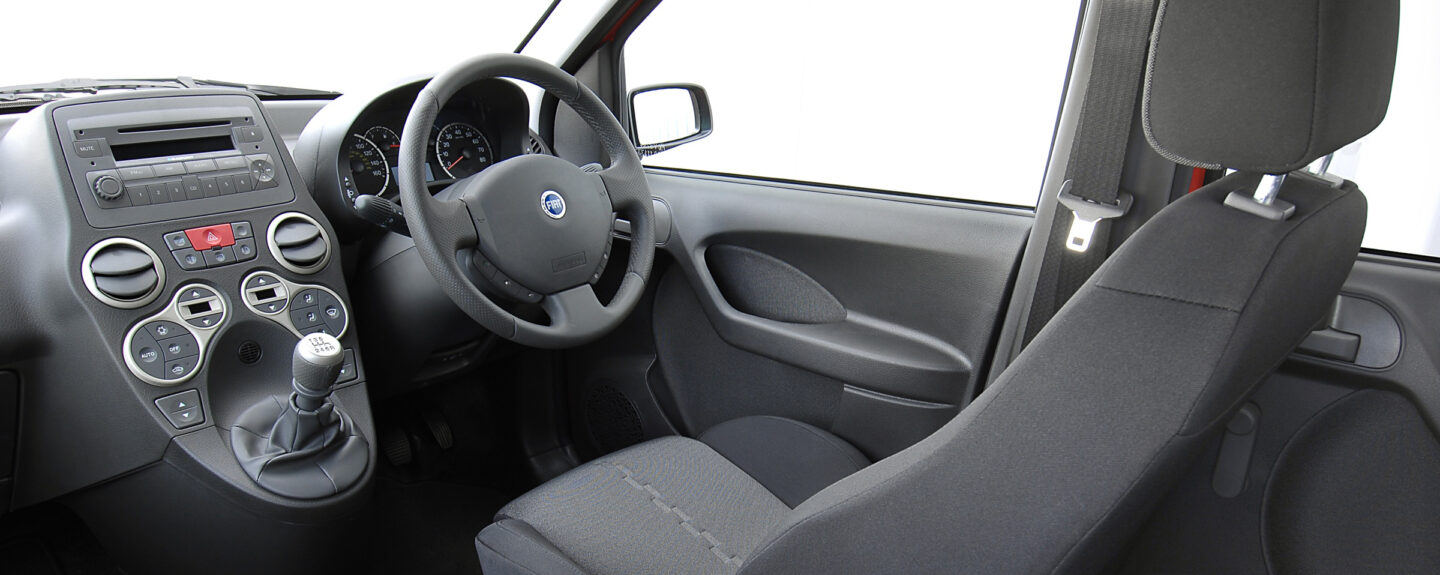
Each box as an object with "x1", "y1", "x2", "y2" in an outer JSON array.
[{"x1": 52, "y1": 94, "x2": 296, "y2": 228}]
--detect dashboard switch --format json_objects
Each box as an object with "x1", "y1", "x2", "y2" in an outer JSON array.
[
  {"x1": 155, "y1": 389, "x2": 200, "y2": 414},
  {"x1": 185, "y1": 224, "x2": 235, "y2": 250}
]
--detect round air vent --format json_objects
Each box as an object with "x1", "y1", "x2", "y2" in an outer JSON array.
[
  {"x1": 266, "y1": 213, "x2": 332, "y2": 274},
  {"x1": 81, "y1": 238, "x2": 165, "y2": 309},
  {"x1": 526, "y1": 130, "x2": 553, "y2": 156}
]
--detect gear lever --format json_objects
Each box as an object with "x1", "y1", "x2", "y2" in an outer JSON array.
[
  {"x1": 291, "y1": 333, "x2": 344, "y2": 411},
  {"x1": 231, "y1": 333, "x2": 369, "y2": 499}
]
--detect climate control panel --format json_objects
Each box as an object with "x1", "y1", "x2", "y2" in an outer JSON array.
[
  {"x1": 123, "y1": 284, "x2": 228, "y2": 386},
  {"x1": 241, "y1": 271, "x2": 349, "y2": 338}
]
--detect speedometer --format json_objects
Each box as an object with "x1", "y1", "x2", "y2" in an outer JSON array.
[
  {"x1": 344, "y1": 134, "x2": 390, "y2": 198},
  {"x1": 434, "y1": 122, "x2": 493, "y2": 179}
]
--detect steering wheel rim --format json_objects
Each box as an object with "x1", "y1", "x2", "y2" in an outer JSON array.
[{"x1": 397, "y1": 53, "x2": 655, "y2": 349}]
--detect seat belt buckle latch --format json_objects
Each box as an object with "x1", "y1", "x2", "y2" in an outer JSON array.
[{"x1": 1056, "y1": 180, "x2": 1132, "y2": 253}]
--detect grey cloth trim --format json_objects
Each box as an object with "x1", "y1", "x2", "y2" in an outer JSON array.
[
  {"x1": 476, "y1": 519, "x2": 590, "y2": 575},
  {"x1": 699, "y1": 416, "x2": 869, "y2": 507},
  {"x1": 488, "y1": 436, "x2": 788, "y2": 575}
]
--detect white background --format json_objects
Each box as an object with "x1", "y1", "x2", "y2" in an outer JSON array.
[{"x1": 5, "y1": 0, "x2": 1437, "y2": 257}]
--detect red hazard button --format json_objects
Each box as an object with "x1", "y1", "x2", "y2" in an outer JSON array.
[{"x1": 184, "y1": 224, "x2": 235, "y2": 249}]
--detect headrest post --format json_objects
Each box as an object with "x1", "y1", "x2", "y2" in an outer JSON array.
[
  {"x1": 1253, "y1": 174, "x2": 1287, "y2": 206},
  {"x1": 1314, "y1": 154, "x2": 1334, "y2": 177}
]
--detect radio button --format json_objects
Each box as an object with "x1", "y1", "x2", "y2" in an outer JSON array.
[
  {"x1": 162, "y1": 182, "x2": 186, "y2": 203},
  {"x1": 234, "y1": 126, "x2": 264, "y2": 143},
  {"x1": 200, "y1": 177, "x2": 220, "y2": 198},
  {"x1": 232, "y1": 173, "x2": 255, "y2": 192},
  {"x1": 215, "y1": 156, "x2": 248, "y2": 170},
  {"x1": 118, "y1": 166, "x2": 156, "y2": 181},
  {"x1": 184, "y1": 159, "x2": 217, "y2": 173},
  {"x1": 154, "y1": 163, "x2": 186, "y2": 177},
  {"x1": 127, "y1": 184, "x2": 151, "y2": 206},
  {"x1": 75, "y1": 139, "x2": 105, "y2": 158},
  {"x1": 92, "y1": 174, "x2": 124, "y2": 200},
  {"x1": 180, "y1": 176, "x2": 202, "y2": 200},
  {"x1": 218, "y1": 176, "x2": 237, "y2": 195}
]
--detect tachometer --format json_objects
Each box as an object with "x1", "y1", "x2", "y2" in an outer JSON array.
[
  {"x1": 344, "y1": 134, "x2": 390, "y2": 198},
  {"x1": 363, "y1": 126, "x2": 400, "y2": 165},
  {"x1": 434, "y1": 122, "x2": 493, "y2": 179}
]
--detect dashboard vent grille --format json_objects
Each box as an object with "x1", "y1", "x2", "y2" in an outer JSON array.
[
  {"x1": 267, "y1": 213, "x2": 332, "y2": 274},
  {"x1": 526, "y1": 130, "x2": 553, "y2": 156},
  {"x1": 83, "y1": 239, "x2": 165, "y2": 309}
]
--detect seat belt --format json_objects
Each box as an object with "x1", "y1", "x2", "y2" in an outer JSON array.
[{"x1": 1022, "y1": 0, "x2": 1157, "y2": 346}]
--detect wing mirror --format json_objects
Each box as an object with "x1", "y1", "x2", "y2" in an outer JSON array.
[{"x1": 629, "y1": 84, "x2": 712, "y2": 157}]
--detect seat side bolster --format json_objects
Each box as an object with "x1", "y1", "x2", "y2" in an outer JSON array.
[{"x1": 476, "y1": 518, "x2": 590, "y2": 575}]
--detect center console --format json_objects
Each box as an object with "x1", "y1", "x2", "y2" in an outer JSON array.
[{"x1": 0, "y1": 91, "x2": 374, "y2": 574}]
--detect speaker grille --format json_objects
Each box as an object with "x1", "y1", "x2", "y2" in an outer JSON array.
[{"x1": 237, "y1": 341, "x2": 263, "y2": 365}]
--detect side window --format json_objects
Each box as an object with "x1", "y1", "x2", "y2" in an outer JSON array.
[
  {"x1": 622, "y1": 2, "x2": 1081, "y2": 207},
  {"x1": 1321, "y1": 5, "x2": 1440, "y2": 258}
]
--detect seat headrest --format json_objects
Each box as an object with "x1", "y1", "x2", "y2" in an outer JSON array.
[{"x1": 1142, "y1": 0, "x2": 1400, "y2": 173}]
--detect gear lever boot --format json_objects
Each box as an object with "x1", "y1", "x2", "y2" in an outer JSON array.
[{"x1": 231, "y1": 333, "x2": 369, "y2": 499}]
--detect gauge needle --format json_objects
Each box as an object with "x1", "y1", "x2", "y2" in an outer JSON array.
[
  {"x1": 447, "y1": 155, "x2": 465, "y2": 170},
  {"x1": 390, "y1": 145, "x2": 400, "y2": 149}
]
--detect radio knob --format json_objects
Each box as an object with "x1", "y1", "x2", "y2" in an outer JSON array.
[{"x1": 93, "y1": 175, "x2": 124, "y2": 201}]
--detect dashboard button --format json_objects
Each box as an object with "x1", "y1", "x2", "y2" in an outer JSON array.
[
  {"x1": 118, "y1": 165, "x2": 156, "y2": 181},
  {"x1": 160, "y1": 182, "x2": 185, "y2": 203},
  {"x1": 201, "y1": 246, "x2": 237, "y2": 268},
  {"x1": 200, "y1": 177, "x2": 220, "y2": 198},
  {"x1": 185, "y1": 312, "x2": 222, "y2": 329},
  {"x1": 74, "y1": 139, "x2": 104, "y2": 158},
  {"x1": 163, "y1": 355, "x2": 199, "y2": 380},
  {"x1": 163, "y1": 231, "x2": 192, "y2": 251},
  {"x1": 217, "y1": 175, "x2": 237, "y2": 195},
  {"x1": 153, "y1": 163, "x2": 186, "y2": 177},
  {"x1": 171, "y1": 248, "x2": 205, "y2": 271},
  {"x1": 290, "y1": 306, "x2": 323, "y2": 329},
  {"x1": 215, "y1": 156, "x2": 248, "y2": 170},
  {"x1": 234, "y1": 238, "x2": 257, "y2": 261},
  {"x1": 230, "y1": 221, "x2": 253, "y2": 239},
  {"x1": 144, "y1": 321, "x2": 186, "y2": 341},
  {"x1": 232, "y1": 173, "x2": 255, "y2": 192},
  {"x1": 125, "y1": 184, "x2": 151, "y2": 206},
  {"x1": 129, "y1": 330, "x2": 164, "y2": 379},
  {"x1": 295, "y1": 289, "x2": 319, "y2": 308},
  {"x1": 155, "y1": 389, "x2": 200, "y2": 414},
  {"x1": 337, "y1": 349, "x2": 357, "y2": 384},
  {"x1": 183, "y1": 159, "x2": 217, "y2": 173},
  {"x1": 185, "y1": 224, "x2": 235, "y2": 249},
  {"x1": 158, "y1": 334, "x2": 199, "y2": 360},
  {"x1": 317, "y1": 292, "x2": 346, "y2": 334},
  {"x1": 164, "y1": 406, "x2": 204, "y2": 429},
  {"x1": 181, "y1": 175, "x2": 203, "y2": 200},
  {"x1": 234, "y1": 126, "x2": 264, "y2": 143}
]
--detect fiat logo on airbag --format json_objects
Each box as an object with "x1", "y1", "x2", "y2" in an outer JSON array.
[{"x1": 541, "y1": 190, "x2": 566, "y2": 219}]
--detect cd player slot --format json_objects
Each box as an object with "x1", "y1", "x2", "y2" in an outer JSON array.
[
  {"x1": 111, "y1": 135, "x2": 236, "y2": 162},
  {"x1": 116, "y1": 119, "x2": 232, "y2": 134}
]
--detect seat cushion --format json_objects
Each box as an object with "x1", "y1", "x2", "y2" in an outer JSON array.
[
  {"x1": 699, "y1": 416, "x2": 869, "y2": 507},
  {"x1": 477, "y1": 436, "x2": 790, "y2": 575}
]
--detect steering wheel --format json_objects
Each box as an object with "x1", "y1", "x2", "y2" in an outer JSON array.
[{"x1": 396, "y1": 54, "x2": 654, "y2": 349}]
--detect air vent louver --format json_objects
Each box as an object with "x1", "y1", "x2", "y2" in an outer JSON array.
[
  {"x1": 267, "y1": 213, "x2": 331, "y2": 274},
  {"x1": 83, "y1": 239, "x2": 164, "y2": 308},
  {"x1": 526, "y1": 130, "x2": 553, "y2": 156}
]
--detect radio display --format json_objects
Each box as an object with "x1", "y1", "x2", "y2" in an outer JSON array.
[{"x1": 111, "y1": 135, "x2": 236, "y2": 162}]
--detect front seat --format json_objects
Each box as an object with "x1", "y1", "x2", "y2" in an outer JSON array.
[{"x1": 476, "y1": 0, "x2": 1400, "y2": 573}]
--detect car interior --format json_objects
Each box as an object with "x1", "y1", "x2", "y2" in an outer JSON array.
[{"x1": 0, "y1": 0, "x2": 1437, "y2": 574}]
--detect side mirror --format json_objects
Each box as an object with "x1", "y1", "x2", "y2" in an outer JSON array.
[{"x1": 629, "y1": 84, "x2": 712, "y2": 157}]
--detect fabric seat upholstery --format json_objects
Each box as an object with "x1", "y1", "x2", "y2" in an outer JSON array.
[{"x1": 475, "y1": 1, "x2": 1400, "y2": 573}]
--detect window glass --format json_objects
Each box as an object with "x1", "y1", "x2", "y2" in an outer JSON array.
[
  {"x1": 623, "y1": 1, "x2": 1081, "y2": 207},
  {"x1": 1322, "y1": 4, "x2": 1440, "y2": 258}
]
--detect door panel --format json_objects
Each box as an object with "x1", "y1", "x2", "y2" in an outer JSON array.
[{"x1": 643, "y1": 170, "x2": 1032, "y2": 457}]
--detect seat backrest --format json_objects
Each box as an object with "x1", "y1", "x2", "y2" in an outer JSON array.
[{"x1": 739, "y1": 1, "x2": 1400, "y2": 573}]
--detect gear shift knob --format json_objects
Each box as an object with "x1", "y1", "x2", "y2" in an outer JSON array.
[{"x1": 292, "y1": 332, "x2": 344, "y2": 411}]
